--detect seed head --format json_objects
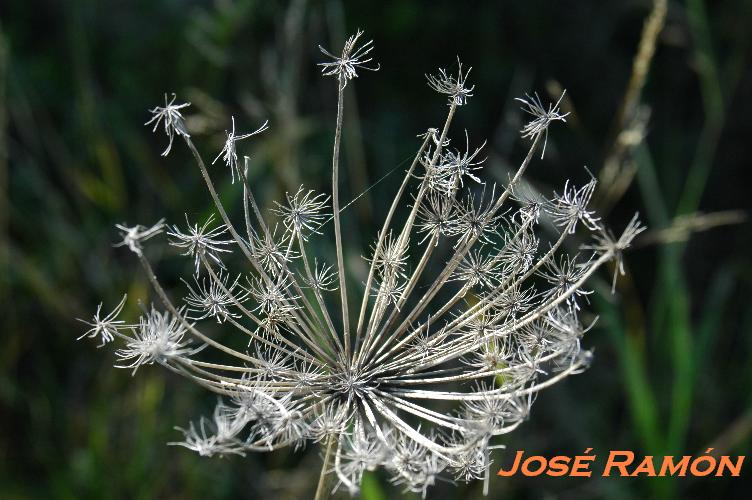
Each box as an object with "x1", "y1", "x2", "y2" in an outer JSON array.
[
  {"x1": 213, "y1": 117, "x2": 269, "y2": 183},
  {"x1": 515, "y1": 91, "x2": 569, "y2": 158},
  {"x1": 145, "y1": 93, "x2": 190, "y2": 156},
  {"x1": 114, "y1": 219, "x2": 165, "y2": 255},
  {"x1": 167, "y1": 214, "x2": 234, "y2": 274},
  {"x1": 426, "y1": 57, "x2": 475, "y2": 106},
  {"x1": 319, "y1": 29, "x2": 380, "y2": 87},
  {"x1": 81, "y1": 33, "x2": 643, "y2": 498}
]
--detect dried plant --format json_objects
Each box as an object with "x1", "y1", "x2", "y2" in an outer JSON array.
[{"x1": 79, "y1": 29, "x2": 643, "y2": 498}]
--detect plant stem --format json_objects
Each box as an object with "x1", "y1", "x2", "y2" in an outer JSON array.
[
  {"x1": 314, "y1": 436, "x2": 335, "y2": 500},
  {"x1": 332, "y1": 80, "x2": 351, "y2": 359}
]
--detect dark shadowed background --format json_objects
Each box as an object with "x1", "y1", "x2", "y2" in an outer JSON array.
[{"x1": 1, "y1": 0, "x2": 751, "y2": 498}]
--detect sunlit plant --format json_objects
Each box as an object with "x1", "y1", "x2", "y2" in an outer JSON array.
[{"x1": 79, "y1": 29, "x2": 643, "y2": 498}]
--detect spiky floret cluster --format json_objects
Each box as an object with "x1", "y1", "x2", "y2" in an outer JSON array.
[{"x1": 80, "y1": 31, "x2": 643, "y2": 497}]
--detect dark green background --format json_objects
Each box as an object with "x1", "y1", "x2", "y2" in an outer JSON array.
[{"x1": 1, "y1": 0, "x2": 751, "y2": 498}]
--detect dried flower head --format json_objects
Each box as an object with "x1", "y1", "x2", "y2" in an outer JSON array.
[
  {"x1": 76, "y1": 294, "x2": 129, "y2": 347},
  {"x1": 167, "y1": 214, "x2": 234, "y2": 274},
  {"x1": 183, "y1": 271, "x2": 249, "y2": 323},
  {"x1": 213, "y1": 117, "x2": 269, "y2": 183},
  {"x1": 80, "y1": 31, "x2": 643, "y2": 498},
  {"x1": 145, "y1": 93, "x2": 191, "y2": 156},
  {"x1": 515, "y1": 91, "x2": 570, "y2": 158},
  {"x1": 318, "y1": 29, "x2": 380, "y2": 87},
  {"x1": 114, "y1": 306, "x2": 198, "y2": 375},
  {"x1": 272, "y1": 186, "x2": 331, "y2": 240},
  {"x1": 114, "y1": 219, "x2": 165, "y2": 255},
  {"x1": 426, "y1": 57, "x2": 475, "y2": 106}
]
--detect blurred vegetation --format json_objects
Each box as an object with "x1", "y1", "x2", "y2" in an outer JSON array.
[{"x1": 1, "y1": 0, "x2": 751, "y2": 498}]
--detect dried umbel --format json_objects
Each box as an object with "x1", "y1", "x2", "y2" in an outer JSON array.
[{"x1": 79, "y1": 30, "x2": 643, "y2": 498}]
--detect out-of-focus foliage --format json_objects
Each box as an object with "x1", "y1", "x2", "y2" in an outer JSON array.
[{"x1": 1, "y1": 0, "x2": 750, "y2": 498}]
